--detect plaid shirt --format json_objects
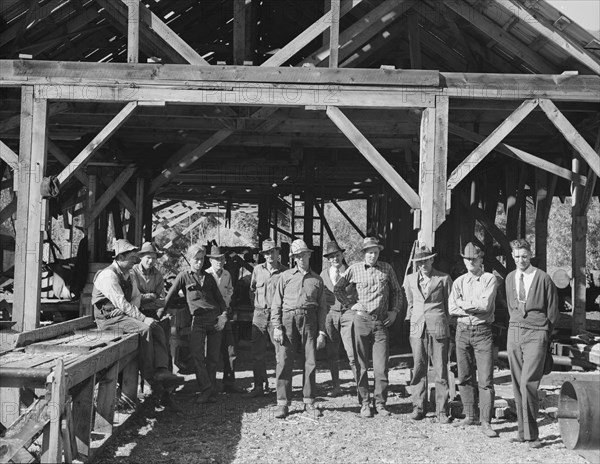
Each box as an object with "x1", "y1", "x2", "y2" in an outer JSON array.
[{"x1": 334, "y1": 260, "x2": 403, "y2": 316}]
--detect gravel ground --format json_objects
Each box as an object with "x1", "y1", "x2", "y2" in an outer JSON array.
[{"x1": 93, "y1": 342, "x2": 592, "y2": 464}]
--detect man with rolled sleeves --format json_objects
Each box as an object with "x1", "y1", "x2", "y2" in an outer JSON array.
[
  {"x1": 404, "y1": 244, "x2": 453, "y2": 423},
  {"x1": 449, "y1": 243, "x2": 499, "y2": 437},
  {"x1": 93, "y1": 239, "x2": 183, "y2": 392},
  {"x1": 246, "y1": 239, "x2": 287, "y2": 398},
  {"x1": 271, "y1": 239, "x2": 327, "y2": 419},
  {"x1": 334, "y1": 237, "x2": 403, "y2": 418},
  {"x1": 321, "y1": 241, "x2": 358, "y2": 399},
  {"x1": 506, "y1": 239, "x2": 559, "y2": 448}
]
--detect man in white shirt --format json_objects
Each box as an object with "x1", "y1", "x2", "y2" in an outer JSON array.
[
  {"x1": 320, "y1": 241, "x2": 358, "y2": 399},
  {"x1": 206, "y1": 245, "x2": 244, "y2": 394},
  {"x1": 449, "y1": 243, "x2": 498, "y2": 437},
  {"x1": 93, "y1": 239, "x2": 183, "y2": 390}
]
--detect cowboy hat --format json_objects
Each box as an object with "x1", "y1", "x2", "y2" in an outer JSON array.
[
  {"x1": 259, "y1": 239, "x2": 281, "y2": 254},
  {"x1": 290, "y1": 239, "x2": 313, "y2": 256},
  {"x1": 207, "y1": 245, "x2": 226, "y2": 259},
  {"x1": 412, "y1": 244, "x2": 437, "y2": 261},
  {"x1": 323, "y1": 241, "x2": 345, "y2": 257},
  {"x1": 360, "y1": 237, "x2": 384, "y2": 252},
  {"x1": 138, "y1": 242, "x2": 163, "y2": 257},
  {"x1": 460, "y1": 242, "x2": 484, "y2": 259}
]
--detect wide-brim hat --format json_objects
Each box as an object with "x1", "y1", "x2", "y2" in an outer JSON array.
[
  {"x1": 260, "y1": 239, "x2": 281, "y2": 254},
  {"x1": 138, "y1": 242, "x2": 163, "y2": 257},
  {"x1": 290, "y1": 239, "x2": 313, "y2": 256},
  {"x1": 323, "y1": 241, "x2": 345, "y2": 257},
  {"x1": 360, "y1": 237, "x2": 384, "y2": 252},
  {"x1": 113, "y1": 238, "x2": 138, "y2": 257},
  {"x1": 412, "y1": 244, "x2": 436, "y2": 261},
  {"x1": 207, "y1": 245, "x2": 225, "y2": 259},
  {"x1": 460, "y1": 242, "x2": 484, "y2": 259}
]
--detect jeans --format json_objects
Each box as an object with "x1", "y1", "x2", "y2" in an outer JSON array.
[
  {"x1": 275, "y1": 310, "x2": 318, "y2": 406},
  {"x1": 96, "y1": 313, "x2": 169, "y2": 382},
  {"x1": 410, "y1": 331, "x2": 449, "y2": 415},
  {"x1": 353, "y1": 312, "x2": 389, "y2": 406},
  {"x1": 189, "y1": 312, "x2": 223, "y2": 394},
  {"x1": 455, "y1": 323, "x2": 495, "y2": 422},
  {"x1": 220, "y1": 320, "x2": 237, "y2": 387},
  {"x1": 325, "y1": 309, "x2": 358, "y2": 388},
  {"x1": 251, "y1": 309, "x2": 273, "y2": 389},
  {"x1": 507, "y1": 326, "x2": 548, "y2": 441}
]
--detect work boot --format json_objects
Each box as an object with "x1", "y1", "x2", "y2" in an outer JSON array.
[
  {"x1": 528, "y1": 439, "x2": 542, "y2": 449},
  {"x1": 153, "y1": 368, "x2": 185, "y2": 387},
  {"x1": 376, "y1": 404, "x2": 391, "y2": 417},
  {"x1": 161, "y1": 393, "x2": 182, "y2": 412},
  {"x1": 437, "y1": 413, "x2": 451, "y2": 424},
  {"x1": 243, "y1": 387, "x2": 265, "y2": 398},
  {"x1": 328, "y1": 384, "x2": 342, "y2": 398},
  {"x1": 223, "y1": 385, "x2": 246, "y2": 394},
  {"x1": 304, "y1": 403, "x2": 323, "y2": 418},
  {"x1": 360, "y1": 403, "x2": 373, "y2": 418},
  {"x1": 274, "y1": 405, "x2": 289, "y2": 419},
  {"x1": 195, "y1": 389, "x2": 217, "y2": 404},
  {"x1": 481, "y1": 422, "x2": 498, "y2": 438},
  {"x1": 410, "y1": 409, "x2": 425, "y2": 421},
  {"x1": 453, "y1": 417, "x2": 477, "y2": 428}
]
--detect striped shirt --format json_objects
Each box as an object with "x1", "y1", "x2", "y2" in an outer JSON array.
[{"x1": 334, "y1": 260, "x2": 403, "y2": 316}]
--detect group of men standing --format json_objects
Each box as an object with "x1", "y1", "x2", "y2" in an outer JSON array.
[{"x1": 92, "y1": 234, "x2": 558, "y2": 446}]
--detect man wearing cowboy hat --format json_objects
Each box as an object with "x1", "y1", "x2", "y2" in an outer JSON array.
[
  {"x1": 334, "y1": 237, "x2": 404, "y2": 418},
  {"x1": 271, "y1": 239, "x2": 327, "y2": 419},
  {"x1": 206, "y1": 244, "x2": 244, "y2": 394},
  {"x1": 321, "y1": 241, "x2": 358, "y2": 398},
  {"x1": 403, "y1": 243, "x2": 453, "y2": 423},
  {"x1": 449, "y1": 242, "x2": 499, "y2": 437},
  {"x1": 93, "y1": 239, "x2": 183, "y2": 391},
  {"x1": 246, "y1": 239, "x2": 287, "y2": 398}
]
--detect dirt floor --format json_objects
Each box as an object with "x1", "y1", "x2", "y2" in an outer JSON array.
[{"x1": 92, "y1": 338, "x2": 595, "y2": 464}]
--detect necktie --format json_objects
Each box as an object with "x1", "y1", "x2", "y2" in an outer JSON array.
[
  {"x1": 333, "y1": 268, "x2": 340, "y2": 285},
  {"x1": 518, "y1": 273, "x2": 527, "y2": 317}
]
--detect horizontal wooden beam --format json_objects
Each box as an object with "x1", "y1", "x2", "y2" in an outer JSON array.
[
  {"x1": 538, "y1": 98, "x2": 600, "y2": 178},
  {"x1": 57, "y1": 102, "x2": 137, "y2": 185},
  {"x1": 447, "y1": 99, "x2": 539, "y2": 190},
  {"x1": 448, "y1": 123, "x2": 587, "y2": 186},
  {"x1": 326, "y1": 105, "x2": 420, "y2": 209},
  {"x1": 492, "y1": 0, "x2": 600, "y2": 75},
  {"x1": 1, "y1": 60, "x2": 439, "y2": 87}
]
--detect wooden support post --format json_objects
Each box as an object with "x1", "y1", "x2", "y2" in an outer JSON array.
[
  {"x1": 505, "y1": 163, "x2": 527, "y2": 240},
  {"x1": 72, "y1": 375, "x2": 95, "y2": 458},
  {"x1": 13, "y1": 87, "x2": 47, "y2": 332},
  {"x1": 571, "y1": 159, "x2": 587, "y2": 334},
  {"x1": 126, "y1": 0, "x2": 139, "y2": 63},
  {"x1": 143, "y1": 190, "x2": 153, "y2": 242},
  {"x1": 41, "y1": 359, "x2": 66, "y2": 464},
  {"x1": 86, "y1": 175, "x2": 97, "y2": 262},
  {"x1": 407, "y1": 12, "x2": 421, "y2": 69},
  {"x1": 534, "y1": 169, "x2": 556, "y2": 271},
  {"x1": 257, "y1": 195, "x2": 270, "y2": 244},
  {"x1": 94, "y1": 361, "x2": 119, "y2": 435},
  {"x1": 233, "y1": 0, "x2": 247, "y2": 65},
  {"x1": 134, "y1": 176, "x2": 145, "y2": 245},
  {"x1": 314, "y1": 202, "x2": 335, "y2": 242},
  {"x1": 329, "y1": 0, "x2": 340, "y2": 68},
  {"x1": 110, "y1": 200, "x2": 124, "y2": 240},
  {"x1": 121, "y1": 356, "x2": 139, "y2": 405},
  {"x1": 418, "y1": 95, "x2": 448, "y2": 246},
  {"x1": 302, "y1": 148, "x2": 315, "y2": 248},
  {"x1": 0, "y1": 387, "x2": 21, "y2": 429}
]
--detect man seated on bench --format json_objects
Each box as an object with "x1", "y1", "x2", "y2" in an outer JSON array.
[{"x1": 92, "y1": 239, "x2": 184, "y2": 400}]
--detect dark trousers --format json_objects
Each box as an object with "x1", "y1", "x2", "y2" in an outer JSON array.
[
  {"x1": 353, "y1": 313, "x2": 389, "y2": 406},
  {"x1": 410, "y1": 331, "x2": 449, "y2": 415},
  {"x1": 325, "y1": 310, "x2": 358, "y2": 389},
  {"x1": 220, "y1": 320, "x2": 237, "y2": 387},
  {"x1": 275, "y1": 310, "x2": 318, "y2": 406},
  {"x1": 189, "y1": 312, "x2": 223, "y2": 394},
  {"x1": 456, "y1": 323, "x2": 495, "y2": 423},
  {"x1": 507, "y1": 326, "x2": 548, "y2": 441},
  {"x1": 96, "y1": 313, "x2": 169, "y2": 383},
  {"x1": 251, "y1": 309, "x2": 273, "y2": 389}
]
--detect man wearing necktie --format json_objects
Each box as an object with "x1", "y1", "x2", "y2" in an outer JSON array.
[
  {"x1": 321, "y1": 241, "x2": 358, "y2": 399},
  {"x1": 448, "y1": 243, "x2": 499, "y2": 438},
  {"x1": 403, "y1": 244, "x2": 453, "y2": 423},
  {"x1": 505, "y1": 239, "x2": 559, "y2": 448}
]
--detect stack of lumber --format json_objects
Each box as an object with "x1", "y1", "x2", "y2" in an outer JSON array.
[{"x1": 569, "y1": 331, "x2": 600, "y2": 368}]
